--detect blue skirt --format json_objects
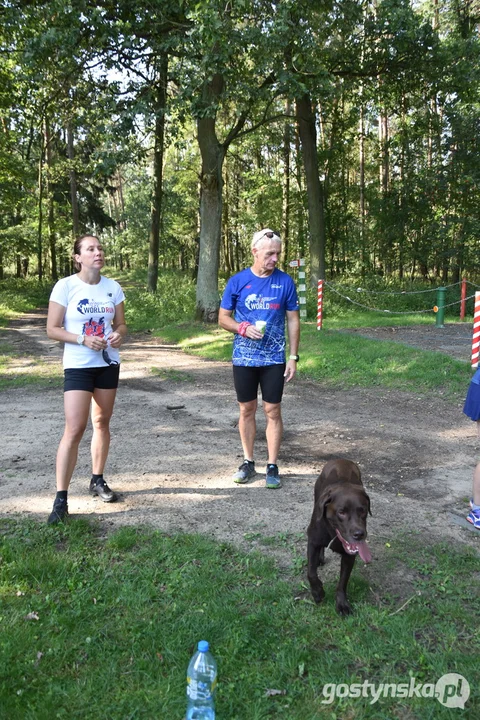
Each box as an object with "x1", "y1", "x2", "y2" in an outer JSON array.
[{"x1": 464, "y1": 377, "x2": 480, "y2": 421}]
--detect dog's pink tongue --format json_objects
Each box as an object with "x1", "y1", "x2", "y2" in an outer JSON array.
[{"x1": 357, "y1": 541, "x2": 372, "y2": 563}]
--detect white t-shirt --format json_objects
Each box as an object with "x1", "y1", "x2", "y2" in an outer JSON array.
[{"x1": 49, "y1": 274, "x2": 125, "y2": 369}]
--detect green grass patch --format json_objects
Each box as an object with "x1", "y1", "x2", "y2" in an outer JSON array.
[
  {"x1": 123, "y1": 272, "x2": 196, "y2": 331},
  {"x1": 148, "y1": 320, "x2": 471, "y2": 404},
  {"x1": 0, "y1": 274, "x2": 473, "y2": 403},
  {"x1": 150, "y1": 367, "x2": 195, "y2": 382},
  {"x1": 298, "y1": 323, "x2": 471, "y2": 402},
  {"x1": 319, "y1": 308, "x2": 441, "y2": 329},
  {"x1": 0, "y1": 343, "x2": 62, "y2": 391},
  {"x1": 0, "y1": 279, "x2": 52, "y2": 327},
  {"x1": 0, "y1": 519, "x2": 478, "y2": 718}
]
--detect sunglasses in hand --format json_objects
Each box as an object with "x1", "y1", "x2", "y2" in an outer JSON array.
[{"x1": 102, "y1": 349, "x2": 119, "y2": 366}]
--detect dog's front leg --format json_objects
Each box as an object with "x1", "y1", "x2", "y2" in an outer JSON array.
[
  {"x1": 336, "y1": 554, "x2": 356, "y2": 616},
  {"x1": 307, "y1": 539, "x2": 326, "y2": 604}
]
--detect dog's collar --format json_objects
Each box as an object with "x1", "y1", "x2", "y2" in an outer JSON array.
[{"x1": 326, "y1": 535, "x2": 337, "y2": 551}]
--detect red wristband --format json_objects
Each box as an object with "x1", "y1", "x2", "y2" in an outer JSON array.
[{"x1": 237, "y1": 321, "x2": 251, "y2": 337}]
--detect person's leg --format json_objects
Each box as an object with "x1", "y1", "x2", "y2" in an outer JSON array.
[
  {"x1": 467, "y1": 422, "x2": 480, "y2": 529},
  {"x1": 56, "y1": 391, "x2": 93, "y2": 491},
  {"x1": 260, "y1": 365, "x2": 286, "y2": 489},
  {"x1": 259, "y1": 364, "x2": 286, "y2": 465},
  {"x1": 474, "y1": 422, "x2": 480, "y2": 506},
  {"x1": 90, "y1": 387, "x2": 117, "y2": 475},
  {"x1": 263, "y1": 401, "x2": 283, "y2": 465},
  {"x1": 232, "y1": 366, "x2": 260, "y2": 482},
  {"x1": 238, "y1": 399, "x2": 258, "y2": 461},
  {"x1": 472, "y1": 464, "x2": 480, "y2": 506}
]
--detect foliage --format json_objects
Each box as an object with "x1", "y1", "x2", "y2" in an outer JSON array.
[
  {"x1": 0, "y1": 279, "x2": 52, "y2": 326},
  {"x1": 117, "y1": 271, "x2": 473, "y2": 404},
  {"x1": 0, "y1": 519, "x2": 478, "y2": 718},
  {"x1": 1, "y1": 0, "x2": 480, "y2": 291},
  {"x1": 123, "y1": 272, "x2": 197, "y2": 330}
]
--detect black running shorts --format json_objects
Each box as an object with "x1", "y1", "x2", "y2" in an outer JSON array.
[
  {"x1": 64, "y1": 365, "x2": 120, "y2": 393},
  {"x1": 232, "y1": 364, "x2": 286, "y2": 404}
]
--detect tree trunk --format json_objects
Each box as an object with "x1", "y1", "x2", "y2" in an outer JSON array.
[
  {"x1": 67, "y1": 122, "x2": 80, "y2": 238},
  {"x1": 37, "y1": 130, "x2": 44, "y2": 280},
  {"x1": 147, "y1": 53, "x2": 168, "y2": 293},
  {"x1": 282, "y1": 100, "x2": 292, "y2": 268},
  {"x1": 295, "y1": 93, "x2": 325, "y2": 284},
  {"x1": 380, "y1": 112, "x2": 389, "y2": 195},
  {"x1": 359, "y1": 102, "x2": 367, "y2": 275},
  {"x1": 223, "y1": 162, "x2": 232, "y2": 276},
  {"x1": 45, "y1": 119, "x2": 58, "y2": 281},
  {"x1": 196, "y1": 134, "x2": 225, "y2": 322},
  {"x1": 195, "y1": 73, "x2": 225, "y2": 322}
]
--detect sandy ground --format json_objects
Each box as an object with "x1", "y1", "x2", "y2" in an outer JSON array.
[{"x1": 1, "y1": 312, "x2": 479, "y2": 601}]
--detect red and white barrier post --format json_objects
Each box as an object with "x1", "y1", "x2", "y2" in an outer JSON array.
[
  {"x1": 317, "y1": 279, "x2": 324, "y2": 330},
  {"x1": 471, "y1": 291, "x2": 480, "y2": 368}
]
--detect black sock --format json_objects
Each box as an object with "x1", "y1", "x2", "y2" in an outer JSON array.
[
  {"x1": 56, "y1": 490, "x2": 68, "y2": 501},
  {"x1": 91, "y1": 474, "x2": 104, "y2": 485}
]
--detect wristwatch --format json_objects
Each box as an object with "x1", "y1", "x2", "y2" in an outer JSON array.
[
  {"x1": 77, "y1": 335, "x2": 85, "y2": 345},
  {"x1": 289, "y1": 354, "x2": 300, "y2": 361}
]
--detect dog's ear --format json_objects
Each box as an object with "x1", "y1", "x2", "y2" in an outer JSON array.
[{"x1": 317, "y1": 489, "x2": 334, "y2": 518}]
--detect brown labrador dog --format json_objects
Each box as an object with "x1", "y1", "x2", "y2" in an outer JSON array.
[{"x1": 307, "y1": 458, "x2": 372, "y2": 616}]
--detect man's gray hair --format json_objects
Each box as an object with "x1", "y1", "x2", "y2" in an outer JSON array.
[{"x1": 251, "y1": 228, "x2": 282, "y2": 249}]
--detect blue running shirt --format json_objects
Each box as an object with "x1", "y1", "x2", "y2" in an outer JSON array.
[{"x1": 220, "y1": 268, "x2": 299, "y2": 366}]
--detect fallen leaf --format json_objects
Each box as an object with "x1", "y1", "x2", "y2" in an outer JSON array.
[
  {"x1": 34, "y1": 651, "x2": 43, "y2": 667},
  {"x1": 265, "y1": 689, "x2": 287, "y2": 697}
]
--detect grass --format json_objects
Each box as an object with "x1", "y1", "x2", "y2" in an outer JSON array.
[
  {"x1": 148, "y1": 320, "x2": 471, "y2": 404},
  {"x1": 0, "y1": 280, "x2": 61, "y2": 391},
  {"x1": 0, "y1": 519, "x2": 478, "y2": 719},
  {"x1": 0, "y1": 347, "x2": 62, "y2": 391},
  {"x1": 0, "y1": 274, "x2": 478, "y2": 717},
  {"x1": 0, "y1": 278, "x2": 52, "y2": 327},
  {"x1": 0, "y1": 272, "x2": 472, "y2": 401}
]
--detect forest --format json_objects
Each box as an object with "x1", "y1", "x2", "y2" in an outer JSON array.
[{"x1": 1, "y1": 0, "x2": 480, "y2": 321}]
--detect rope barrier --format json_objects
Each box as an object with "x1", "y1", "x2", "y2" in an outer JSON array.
[
  {"x1": 324, "y1": 282, "x2": 434, "y2": 314},
  {"x1": 315, "y1": 278, "x2": 479, "y2": 362},
  {"x1": 325, "y1": 280, "x2": 463, "y2": 296},
  {"x1": 323, "y1": 281, "x2": 477, "y2": 315}
]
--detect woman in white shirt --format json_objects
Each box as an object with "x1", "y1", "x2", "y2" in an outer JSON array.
[{"x1": 46, "y1": 235, "x2": 127, "y2": 524}]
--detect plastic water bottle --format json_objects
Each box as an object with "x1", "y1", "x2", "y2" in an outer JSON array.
[{"x1": 186, "y1": 640, "x2": 217, "y2": 720}]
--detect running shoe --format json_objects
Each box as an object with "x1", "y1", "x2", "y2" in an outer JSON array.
[
  {"x1": 47, "y1": 497, "x2": 69, "y2": 525},
  {"x1": 233, "y1": 460, "x2": 256, "y2": 484},
  {"x1": 467, "y1": 508, "x2": 480, "y2": 529},
  {"x1": 266, "y1": 463, "x2": 282, "y2": 489},
  {"x1": 89, "y1": 479, "x2": 117, "y2": 502}
]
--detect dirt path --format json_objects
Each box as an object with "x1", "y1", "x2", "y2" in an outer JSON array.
[{"x1": 1, "y1": 312, "x2": 479, "y2": 596}]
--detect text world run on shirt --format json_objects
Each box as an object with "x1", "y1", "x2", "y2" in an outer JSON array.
[
  {"x1": 77, "y1": 299, "x2": 115, "y2": 315},
  {"x1": 244, "y1": 294, "x2": 280, "y2": 311}
]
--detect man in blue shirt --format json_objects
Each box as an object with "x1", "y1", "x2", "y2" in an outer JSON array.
[{"x1": 219, "y1": 228, "x2": 300, "y2": 489}]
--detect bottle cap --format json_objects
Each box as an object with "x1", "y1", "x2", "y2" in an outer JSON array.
[{"x1": 198, "y1": 640, "x2": 209, "y2": 652}]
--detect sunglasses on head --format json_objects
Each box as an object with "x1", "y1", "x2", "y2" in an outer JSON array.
[{"x1": 253, "y1": 230, "x2": 280, "y2": 247}]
